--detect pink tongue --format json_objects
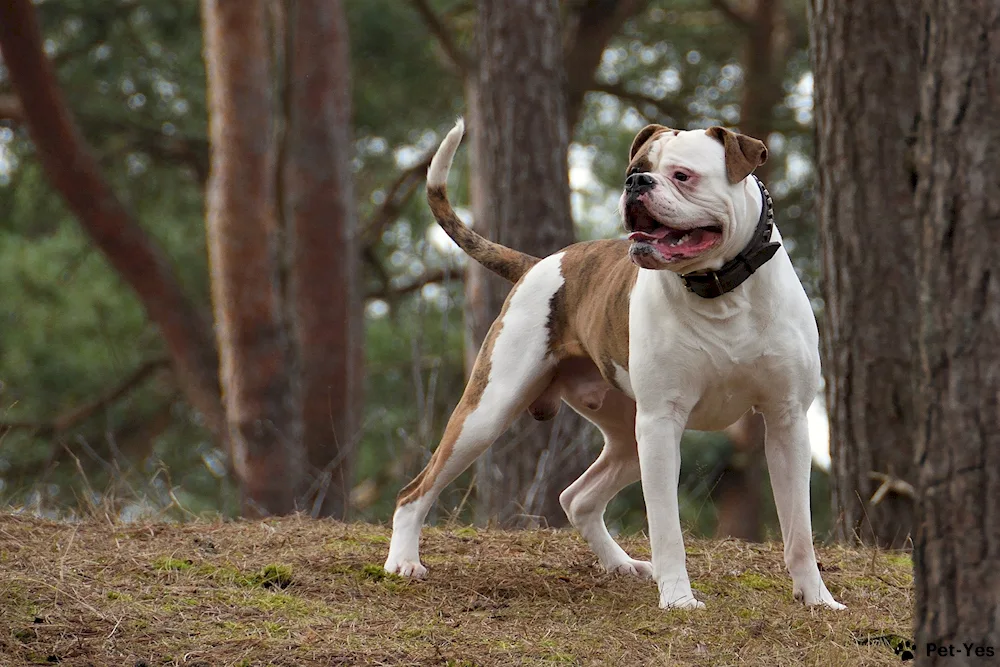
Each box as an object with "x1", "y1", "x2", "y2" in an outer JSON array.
[{"x1": 628, "y1": 228, "x2": 673, "y2": 242}]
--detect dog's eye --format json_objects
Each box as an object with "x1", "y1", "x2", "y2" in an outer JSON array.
[{"x1": 673, "y1": 171, "x2": 689, "y2": 182}]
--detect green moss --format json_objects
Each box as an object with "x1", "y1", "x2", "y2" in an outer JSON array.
[
  {"x1": 191, "y1": 562, "x2": 293, "y2": 589},
  {"x1": 361, "y1": 563, "x2": 401, "y2": 583},
  {"x1": 848, "y1": 576, "x2": 890, "y2": 592},
  {"x1": 400, "y1": 627, "x2": 426, "y2": 639},
  {"x1": 736, "y1": 572, "x2": 778, "y2": 591},
  {"x1": 454, "y1": 526, "x2": 478, "y2": 538},
  {"x1": 104, "y1": 590, "x2": 132, "y2": 601},
  {"x1": 196, "y1": 562, "x2": 247, "y2": 585},
  {"x1": 160, "y1": 596, "x2": 201, "y2": 612},
  {"x1": 242, "y1": 591, "x2": 312, "y2": 616},
  {"x1": 253, "y1": 564, "x2": 293, "y2": 589},
  {"x1": 690, "y1": 580, "x2": 716, "y2": 594},
  {"x1": 153, "y1": 556, "x2": 193, "y2": 571},
  {"x1": 262, "y1": 621, "x2": 288, "y2": 637},
  {"x1": 886, "y1": 553, "x2": 913, "y2": 569}
]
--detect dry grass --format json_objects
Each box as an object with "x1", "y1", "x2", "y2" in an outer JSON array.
[{"x1": 0, "y1": 514, "x2": 913, "y2": 666}]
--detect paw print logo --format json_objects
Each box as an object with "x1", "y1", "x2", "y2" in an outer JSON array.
[{"x1": 894, "y1": 639, "x2": 916, "y2": 661}]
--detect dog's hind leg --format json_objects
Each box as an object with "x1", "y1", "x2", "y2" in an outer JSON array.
[
  {"x1": 559, "y1": 385, "x2": 650, "y2": 578},
  {"x1": 384, "y1": 255, "x2": 566, "y2": 578}
]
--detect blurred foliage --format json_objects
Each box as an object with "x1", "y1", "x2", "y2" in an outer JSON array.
[{"x1": 0, "y1": 0, "x2": 829, "y2": 538}]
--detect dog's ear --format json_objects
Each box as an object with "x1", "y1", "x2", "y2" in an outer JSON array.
[
  {"x1": 706, "y1": 126, "x2": 768, "y2": 184},
  {"x1": 629, "y1": 124, "x2": 673, "y2": 161}
]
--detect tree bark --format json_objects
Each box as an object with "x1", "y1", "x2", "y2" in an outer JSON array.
[
  {"x1": 809, "y1": 0, "x2": 921, "y2": 548},
  {"x1": 715, "y1": 412, "x2": 765, "y2": 541},
  {"x1": 202, "y1": 0, "x2": 301, "y2": 516},
  {"x1": 0, "y1": 0, "x2": 225, "y2": 440},
  {"x1": 466, "y1": 0, "x2": 595, "y2": 527},
  {"x1": 280, "y1": 0, "x2": 360, "y2": 519},
  {"x1": 914, "y1": 0, "x2": 1000, "y2": 656},
  {"x1": 735, "y1": 0, "x2": 781, "y2": 183}
]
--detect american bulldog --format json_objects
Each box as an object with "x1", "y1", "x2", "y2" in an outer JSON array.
[{"x1": 383, "y1": 119, "x2": 844, "y2": 611}]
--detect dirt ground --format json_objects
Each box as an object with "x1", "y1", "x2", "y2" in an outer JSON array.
[{"x1": 0, "y1": 513, "x2": 913, "y2": 666}]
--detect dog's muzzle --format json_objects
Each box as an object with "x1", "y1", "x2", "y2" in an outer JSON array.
[{"x1": 624, "y1": 172, "x2": 655, "y2": 208}]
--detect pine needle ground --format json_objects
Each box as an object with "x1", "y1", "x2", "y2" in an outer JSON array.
[{"x1": 0, "y1": 514, "x2": 913, "y2": 666}]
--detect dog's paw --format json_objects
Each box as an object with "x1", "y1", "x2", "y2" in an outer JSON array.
[
  {"x1": 384, "y1": 558, "x2": 427, "y2": 579},
  {"x1": 609, "y1": 558, "x2": 654, "y2": 579},
  {"x1": 794, "y1": 585, "x2": 846, "y2": 610},
  {"x1": 656, "y1": 575, "x2": 705, "y2": 609},
  {"x1": 659, "y1": 594, "x2": 706, "y2": 610},
  {"x1": 811, "y1": 597, "x2": 847, "y2": 611}
]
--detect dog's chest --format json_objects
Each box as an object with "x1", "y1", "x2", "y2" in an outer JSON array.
[
  {"x1": 629, "y1": 302, "x2": 809, "y2": 431},
  {"x1": 686, "y1": 365, "x2": 766, "y2": 431}
]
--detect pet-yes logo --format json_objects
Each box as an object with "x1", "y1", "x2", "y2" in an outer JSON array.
[
  {"x1": 894, "y1": 639, "x2": 915, "y2": 662},
  {"x1": 894, "y1": 640, "x2": 997, "y2": 662}
]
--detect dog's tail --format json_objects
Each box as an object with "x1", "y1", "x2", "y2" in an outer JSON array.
[{"x1": 426, "y1": 119, "x2": 540, "y2": 284}]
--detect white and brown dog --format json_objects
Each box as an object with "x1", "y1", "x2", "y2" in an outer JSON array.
[{"x1": 384, "y1": 119, "x2": 844, "y2": 611}]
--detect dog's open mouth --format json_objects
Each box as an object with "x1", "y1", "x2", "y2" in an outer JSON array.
[{"x1": 626, "y1": 209, "x2": 722, "y2": 261}]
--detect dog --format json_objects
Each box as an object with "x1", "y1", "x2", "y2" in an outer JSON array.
[{"x1": 383, "y1": 119, "x2": 844, "y2": 611}]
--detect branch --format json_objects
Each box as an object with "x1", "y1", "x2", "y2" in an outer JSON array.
[
  {"x1": 0, "y1": 358, "x2": 170, "y2": 436},
  {"x1": 366, "y1": 267, "x2": 461, "y2": 301},
  {"x1": 408, "y1": 0, "x2": 471, "y2": 74},
  {"x1": 868, "y1": 471, "x2": 917, "y2": 504},
  {"x1": 360, "y1": 148, "x2": 436, "y2": 248},
  {"x1": 590, "y1": 82, "x2": 686, "y2": 123},
  {"x1": 0, "y1": 98, "x2": 210, "y2": 182},
  {"x1": 708, "y1": 0, "x2": 752, "y2": 30}
]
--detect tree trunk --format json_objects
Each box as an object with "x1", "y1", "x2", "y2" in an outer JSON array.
[
  {"x1": 0, "y1": 0, "x2": 225, "y2": 440},
  {"x1": 914, "y1": 0, "x2": 1000, "y2": 656},
  {"x1": 202, "y1": 0, "x2": 301, "y2": 516},
  {"x1": 466, "y1": 0, "x2": 595, "y2": 528},
  {"x1": 279, "y1": 0, "x2": 360, "y2": 519},
  {"x1": 715, "y1": 412, "x2": 765, "y2": 541},
  {"x1": 736, "y1": 0, "x2": 781, "y2": 184},
  {"x1": 711, "y1": 0, "x2": 787, "y2": 541},
  {"x1": 562, "y1": 0, "x2": 650, "y2": 133},
  {"x1": 809, "y1": 0, "x2": 921, "y2": 548}
]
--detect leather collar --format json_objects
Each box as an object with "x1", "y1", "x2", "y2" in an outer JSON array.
[{"x1": 681, "y1": 176, "x2": 780, "y2": 299}]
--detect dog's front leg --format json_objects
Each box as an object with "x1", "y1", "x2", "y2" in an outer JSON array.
[
  {"x1": 762, "y1": 404, "x2": 846, "y2": 610},
  {"x1": 636, "y1": 408, "x2": 705, "y2": 610}
]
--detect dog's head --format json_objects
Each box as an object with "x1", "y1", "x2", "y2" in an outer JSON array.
[{"x1": 619, "y1": 124, "x2": 768, "y2": 273}]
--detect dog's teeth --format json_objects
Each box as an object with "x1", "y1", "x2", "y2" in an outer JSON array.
[{"x1": 669, "y1": 233, "x2": 690, "y2": 247}]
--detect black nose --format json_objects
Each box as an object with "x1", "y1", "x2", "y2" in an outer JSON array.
[{"x1": 625, "y1": 172, "x2": 655, "y2": 194}]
